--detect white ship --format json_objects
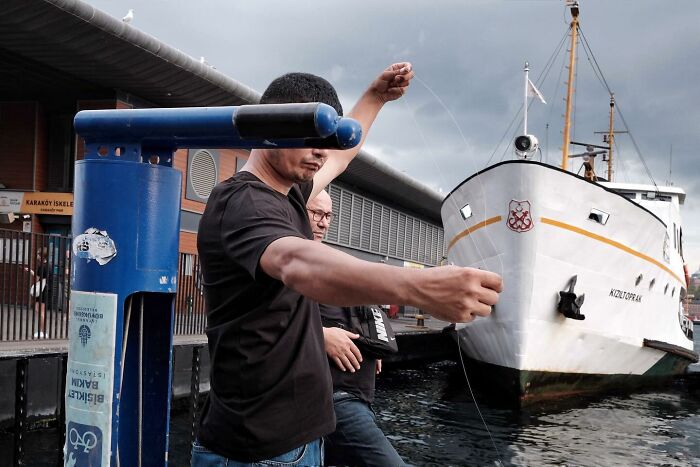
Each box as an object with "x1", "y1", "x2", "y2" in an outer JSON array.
[{"x1": 442, "y1": 2, "x2": 697, "y2": 404}]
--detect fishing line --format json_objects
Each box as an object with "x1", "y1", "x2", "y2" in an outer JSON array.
[
  {"x1": 405, "y1": 75, "x2": 505, "y2": 278},
  {"x1": 400, "y1": 75, "x2": 504, "y2": 465},
  {"x1": 457, "y1": 336, "x2": 503, "y2": 464}
]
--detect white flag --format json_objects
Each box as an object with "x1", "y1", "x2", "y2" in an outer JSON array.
[{"x1": 527, "y1": 79, "x2": 547, "y2": 104}]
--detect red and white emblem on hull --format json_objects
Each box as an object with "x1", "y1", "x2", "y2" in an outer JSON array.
[{"x1": 507, "y1": 200, "x2": 534, "y2": 232}]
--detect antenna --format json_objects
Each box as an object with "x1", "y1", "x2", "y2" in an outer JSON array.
[
  {"x1": 523, "y1": 62, "x2": 530, "y2": 134},
  {"x1": 669, "y1": 144, "x2": 673, "y2": 185}
]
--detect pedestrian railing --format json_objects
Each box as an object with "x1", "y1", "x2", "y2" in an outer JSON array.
[{"x1": 0, "y1": 229, "x2": 208, "y2": 341}]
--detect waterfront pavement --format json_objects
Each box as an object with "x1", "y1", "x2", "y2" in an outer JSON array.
[{"x1": 0, "y1": 314, "x2": 452, "y2": 357}]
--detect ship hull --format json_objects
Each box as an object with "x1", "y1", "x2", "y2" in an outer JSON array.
[
  {"x1": 453, "y1": 333, "x2": 694, "y2": 406},
  {"x1": 442, "y1": 160, "x2": 697, "y2": 405}
]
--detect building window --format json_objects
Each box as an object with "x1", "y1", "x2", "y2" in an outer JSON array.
[
  {"x1": 326, "y1": 183, "x2": 444, "y2": 266},
  {"x1": 186, "y1": 149, "x2": 219, "y2": 202}
]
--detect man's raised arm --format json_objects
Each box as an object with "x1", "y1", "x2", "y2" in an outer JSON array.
[{"x1": 310, "y1": 62, "x2": 414, "y2": 199}]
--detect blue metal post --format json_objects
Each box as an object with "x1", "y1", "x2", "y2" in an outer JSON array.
[{"x1": 66, "y1": 104, "x2": 361, "y2": 466}]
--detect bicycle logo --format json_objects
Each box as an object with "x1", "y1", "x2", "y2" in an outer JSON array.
[{"x1": 69, "y1": 427, "x2": 98, "y2": 453}]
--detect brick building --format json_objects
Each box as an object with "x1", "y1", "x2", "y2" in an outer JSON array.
[
  {"x1": 1, "y1": 0, "x2": 444, "y2": 261},
  {"x1": 0, "y1": 0, "x2": 447, "y2": 339}
]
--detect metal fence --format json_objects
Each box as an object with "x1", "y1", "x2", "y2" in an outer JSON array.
[
  {"x1": 1, "y1": 344, "x2": 206, "y2": 466},
  {"x1": 174, "y1": 253, "x2": 207, "y2": 336},
  {"x1": 0, "y1": 230, "x2": 71, "y2": 340},
  {"x1": 0, "y1": 229, "x2": 208, "y2": 341}
]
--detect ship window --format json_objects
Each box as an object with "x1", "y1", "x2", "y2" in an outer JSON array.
[
  {"x1": 619, "y1": 192, "x2": 637, "y2": 199},
  {"x1": 635, "y1": 274, "x2": 643, "y2": 286},
  {"x1": 649, "y1": 278, "x2": 655, "y2": 290},
  {"x1": 460, "y1": 204, "x2": 473, "y2": 220},
  {"x1": 671, "y1": 287, "x2": 676, "y2": 297},
  {"x1": 673, "y1": 224, "x2": 677, "y2": 251},
  {"x1": 588, "y1": 208, "x2": 609, "y2": 225},
  {"x1": 642, "y1": 192, "x2": 671, "y2": 201},
  {"x1": 664, "y1": 283, "x2": 669, "y2": 295}
]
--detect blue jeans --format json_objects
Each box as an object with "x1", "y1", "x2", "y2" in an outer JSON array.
[
  {"x1": 191, "y1": 439, "x2": 323, "y2": 467},
  {"x1": 324, "y1": 391, "x2": 405, "y2": 467}
]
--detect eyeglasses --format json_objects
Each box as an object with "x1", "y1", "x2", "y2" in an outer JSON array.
[{"x1": 307, "y1": 209, "x2": 335, "y2": 222}]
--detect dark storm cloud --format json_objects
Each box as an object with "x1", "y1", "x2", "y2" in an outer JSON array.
[{"x1": 86, "y1": 0, "x2": 700, "y2": 269}]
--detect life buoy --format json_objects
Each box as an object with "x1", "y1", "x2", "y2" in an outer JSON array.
[{"x1": 683, "y1": 263, "x2": 690, "y2": 289}]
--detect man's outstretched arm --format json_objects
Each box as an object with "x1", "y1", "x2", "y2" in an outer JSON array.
[{"x1": 260, "y1": 236, "x2": 503, "y2": 323}]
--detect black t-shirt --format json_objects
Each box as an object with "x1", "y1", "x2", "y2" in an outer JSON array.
[
  {"x1": 196, "y1": 171, "x2": 334, "y2": 462},
  {"x1": 319, "y1": 303, "x2": 377, "y2": 404}
]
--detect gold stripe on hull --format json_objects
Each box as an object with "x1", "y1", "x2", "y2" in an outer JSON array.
[
  {"x1": 540, "y1": 217, "x2": 684, "y2": 286},
  {"x1": 447, "y1": 216, "x2": 502, "y2": 252},
  {"x1": 446, "y1": 214, "x2": 683, "y2": 287}
]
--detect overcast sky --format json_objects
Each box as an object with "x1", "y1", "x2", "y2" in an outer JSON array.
[{"x1": 87, "y1": 0, "x2": 700, "y2": 271}]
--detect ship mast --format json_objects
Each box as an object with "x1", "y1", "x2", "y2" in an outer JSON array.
[
  {"x1": 561, "y1": 1, "x2": 579, "y2": 170},
  {"x1": 607, "y1": 94, "x2": 615, "y2": 181}
]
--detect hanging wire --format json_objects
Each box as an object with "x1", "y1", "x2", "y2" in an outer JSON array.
[
  {"x1": 116, "y1": 295, "x2": 133, "y2": 467},
  {"x1": 570, "y1": 22, "x2": 580, "y2": 145},
  {"x1": 578, "y1": 26, "x2": 658, "y2": 189},
  {"x1": 485, "y1": 26, "x2": 571, "y2": 166},
  {"x1": 545, "y1": 38, "x2": 570, "y2": 162}
]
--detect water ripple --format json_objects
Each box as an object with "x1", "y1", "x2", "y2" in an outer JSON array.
[{"x1": 374, "y1": 360, "x2": 700, "y2": 466}]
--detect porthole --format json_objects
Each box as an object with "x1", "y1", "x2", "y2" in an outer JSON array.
[
  {"x1": 460, "y1": 204, "x2": 473, "y2": 220},
  {"x1": 588, "y1": 208, "x2": 610, "y2": 225}
]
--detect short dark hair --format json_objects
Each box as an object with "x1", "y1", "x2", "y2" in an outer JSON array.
[{"x1": 260, "y1": 73, "x2": 343, "y2": 116}]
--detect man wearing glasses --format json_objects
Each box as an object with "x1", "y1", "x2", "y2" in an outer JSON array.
[
  {"x1": 307, "y1": 190, "x2": 406, "y2": 466},
  {"x1": 306, "y1": 195, "x2": 334, "y2": 242}
]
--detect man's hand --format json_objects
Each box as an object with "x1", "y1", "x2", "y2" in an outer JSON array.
[
  {"x1": 323, "y1": 327, "x2": 363, "y2": 372},
  {"x1": 414, "y1": 266, "x2": 503, "y2": 323},
  {"x1": 310, "y1": 62, "x2": 414, "y2": 199},
  {"x1": 375, "y1": 359, "x2": 382, "y2": 375},
  {"x1": 369, "y1": 62, "x2": 414, "y2": 104}
]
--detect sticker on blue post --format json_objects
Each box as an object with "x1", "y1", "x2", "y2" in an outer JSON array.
[
  {"x1": 66, "y1": 421, "x2": 103, "y2": 466},
  {"x1": 73, "y1": 228, "x2": 117, "y2": 265},
  {"x1": 65, "y1": 291, "x2": 118, "y2": 467}
]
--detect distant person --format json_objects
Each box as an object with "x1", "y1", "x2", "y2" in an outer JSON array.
[
  {"x1": 194, "y1": 62, "x2": 502, "y2": 466},
  {"x1": 25, "y1": 246, "x2": 50, "y2": 338},
  {"x1": 308, "y1": 190, "x2": 406, "y2": 466}
]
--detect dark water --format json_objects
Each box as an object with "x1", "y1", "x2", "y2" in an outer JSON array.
[
  {"x1": 170, "y1": 327, "x2": 700, "y2": 466},
  {"x1": 372, "y1": 361, "x2": 699, "y2": 467},
  {"x1": 367, "y1": 326, "x2": 700, "y2": 467},
  {"x1": 9, "y1": 327, "x2": 700, "y2": 466}
]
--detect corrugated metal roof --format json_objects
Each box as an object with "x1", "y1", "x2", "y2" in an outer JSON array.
[
  {"x1": 0, "y1": 0, "x2": 444, "y2": 222},
  {"x1": 1, "y1": 0, "x2": 261, "y2": 107}
]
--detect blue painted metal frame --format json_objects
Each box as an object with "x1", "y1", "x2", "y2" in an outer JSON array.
[
  {"x1": 74, "y1": 103, "x2": 362, "y2": 165},
  {"x1": 68, "y1": 103, "x2": 362, "y2": 466}
]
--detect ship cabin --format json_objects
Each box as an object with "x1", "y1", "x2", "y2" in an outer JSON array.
[{"x1": 602, "y1": 181, "x2": 687, "y2": 271}]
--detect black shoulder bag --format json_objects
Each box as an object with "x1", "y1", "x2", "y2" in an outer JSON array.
[{"x1": 322, "y1": 305, "x2": 398, "y2": 359}]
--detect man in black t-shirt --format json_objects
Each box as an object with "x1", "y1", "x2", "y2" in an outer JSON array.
[
  {"x1": 308, "y1": 190, "x2": 405, "y2": 466},
  {"x1": 195, "y1": 63, "x2": 503, "y2": 466}
]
